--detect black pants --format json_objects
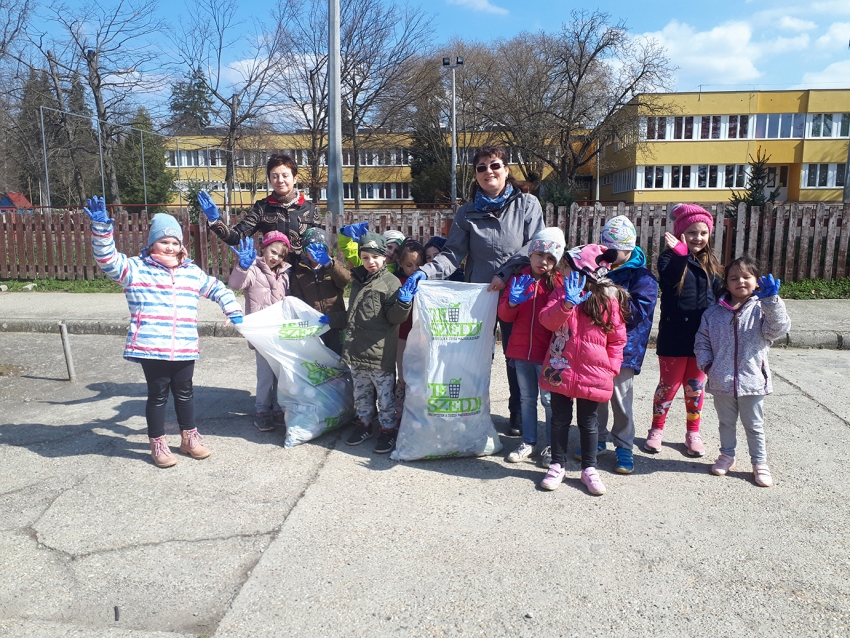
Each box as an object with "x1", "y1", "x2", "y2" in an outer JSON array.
[
  {"x1": 139, "y1": 359, "x2": 196, "y2": 439},
  {"x1": 550, "y1": 392, "x2": 600, "y2": 469},
  {"x1": 498, "y1": 319, "x2": 521, "y2": 414}
]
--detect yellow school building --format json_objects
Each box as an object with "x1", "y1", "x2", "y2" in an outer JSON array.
[{"x1": 599, "y1": 89, "x2": 849, "y2": 204}]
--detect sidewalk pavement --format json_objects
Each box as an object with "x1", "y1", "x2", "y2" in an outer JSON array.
[{"x1": 2, "y1": 291, "x2": 850, "y2": 348}]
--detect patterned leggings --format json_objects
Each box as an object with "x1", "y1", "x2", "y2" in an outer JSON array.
[{"x1": 651, "y1": 356, "x2": 705, "y2": 433}]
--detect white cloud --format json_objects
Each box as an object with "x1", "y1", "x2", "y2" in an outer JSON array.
[
  {"x1": 778, "y1": 16, "x2": 816, "y2": 31},
  {"x1": 759, "y1": 34, "x2": 810, "y2": 55},
  {"x1": 446, "y1": 0, "x2": 508, "y2": 16},
  {"x1": 794, "y1": 60, "x2": 850, "y2": 87},
  {"x1": 816, "y1": 22, "x2": 850, "y2": 49},
  {"x1": 812, "y1": 1, "x2": 850, "y2": 16}
]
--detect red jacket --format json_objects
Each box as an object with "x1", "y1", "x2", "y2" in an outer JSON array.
[
  {"x1": 497, "y1": 267, "x2": 561, "y2": 363},
  {"x1": 538, "y1": 284, "x2": 627, "y2": 403}
]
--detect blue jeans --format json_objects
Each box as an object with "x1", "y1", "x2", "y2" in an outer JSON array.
[{"x1": 513, "y1": 359, "x2": 551, "y2": 446}]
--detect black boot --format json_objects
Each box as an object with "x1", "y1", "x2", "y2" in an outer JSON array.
[{"x1": 509, "y1": 411, "x2": 522, "y2": 436}]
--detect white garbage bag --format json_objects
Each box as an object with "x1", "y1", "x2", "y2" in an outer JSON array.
[
  {"x1": 236, "y1": 297, "x2": 354, "y2": 447},
  {"x1": 392, "y1": 281, "x2": 502, "y2": 461}
]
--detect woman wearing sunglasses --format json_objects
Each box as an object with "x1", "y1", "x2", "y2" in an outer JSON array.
[{"x1": 407, "y1": 145, "x2": 545, "y2": 435}]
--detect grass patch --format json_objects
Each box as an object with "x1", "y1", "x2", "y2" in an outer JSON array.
[
  {"x1": 0, "y1": 278, "x2": 124, "y2": 293},
  {"x1": 780, "y1": 276, "x2": 850, "y2": 300}
]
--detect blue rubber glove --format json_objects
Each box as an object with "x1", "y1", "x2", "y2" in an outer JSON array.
[
  {"x1": 563, "y1": 271, "x2": 591, "y2": 307},
  {"x1": 406, "y1": 270, "x2": 427, "y2": 290},
  {"x1": 230, "y1": 238, "x2": 256, "y2": 269},
  {"x1": 83, "y1": 196, "x2": 109, "y2": 223},
  {"x1": 755, "y1": 274, "x2": 781, "y2": 298},
  {"x1": 318, "y1": 315, "x2": 330, "y2": 325},
  {"x1": 508, "y1": 274, "x2": 534, "y2": 306},
  {"x1": 306, "y1": 243, "x2": 331, "y2": 267},
  {"x1": 197, "y1": 190, "x2": 220, "y2": 222},
  {"x1": 339, "y1": 221, "x2": 369, "y2": 241},
  {"x1": 398, "y1": 277, "x2": 418, "y2": 304},
  {"x1": 230, "y1": 313, "x2": 243, "y2": 324}
]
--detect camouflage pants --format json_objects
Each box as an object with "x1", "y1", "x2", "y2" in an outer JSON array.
[{"x1": 351, "y1": 367, "x2": 397, "y2": 431}]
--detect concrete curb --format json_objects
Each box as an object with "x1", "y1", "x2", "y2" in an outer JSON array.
[{"x1": 3, "y1": 319, "x2": 843, "y2": 349}]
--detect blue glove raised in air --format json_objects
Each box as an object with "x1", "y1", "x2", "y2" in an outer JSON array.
[
  {"x1": 508, "y1": 274, "x2": 535, "y2": 306},
  {"x1": 230, "y1": 238, "x2": 256, "y2": 270},
  {"x1": 318, "y1": 315, "x2": 330, "y2": 325},
  {"x1": 563, "y1": 271, "x2": 591, "y2": 307},
  {"x1": 405, "y1": 270, "x2": 427, "y2": 290},
  {"x1": 755, "y1": 274, "x2": 781, "y2": 298},
  {"x1": 230, "y1": 313, "x2": 243, "y2": 324},
  {"x1": 83, "y1": 196, "x2": 109, "y2": 223},
  {"x1": 397, "y1": 277, "x2": 419, "y2": 304},
  {"x1": 197, "y1": 190, "x2": 220, "y2": 222},
  {"x1": 306, "y1": 243, "x2": 332, "y2": 267},
  {"x1": 339, "y1": 221, "x2": 369, "y2": 241}
]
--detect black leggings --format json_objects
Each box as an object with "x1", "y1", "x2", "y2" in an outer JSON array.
[
  {"x1": 139, "y1": 359, "x2": 196, "y2": 439},
  {"x1": 550, "y1": 392, "x2": 600, "y2": 469}
]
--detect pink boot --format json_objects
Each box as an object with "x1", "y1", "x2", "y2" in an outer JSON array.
[
  {"x1": 149, "y1": 435, "x2": 177, "y2": 468},
  {"x1": 179, "y1": 428, "x2": 212, "y2": 459}
]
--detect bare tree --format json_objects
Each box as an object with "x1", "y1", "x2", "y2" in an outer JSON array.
[
  {"x1": 181, "y1": 0, "x2": 289, "y2": 207},
  {"x1": 339, "y1": 0, "x2": 433, "y2": 207},
  {"x1": 0, "y1": 0, "x2": 30, "y2": 59},
  {"x1": 482, "y1": 10, "x2": 673, "y2": 196}
]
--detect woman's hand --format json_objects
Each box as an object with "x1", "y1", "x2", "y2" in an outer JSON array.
[
  {"x1": 197, "y1": 190, "x2": 220, "y2": 222},
  {"x1": 487, "y1": 275, "x2": 506, "y2": 292},
  {"x1": 230, "y1": 238, "x2": 256, "y2": 269},
  {"x1": 665, "y1": 232, "x2": 689, "y2": 256},
  {"x1": 562, "y1": 271, "x2": 590, "y2": 308},
  {"x1": 508, "y1": 274, "x2": 534, "y2": 306}
]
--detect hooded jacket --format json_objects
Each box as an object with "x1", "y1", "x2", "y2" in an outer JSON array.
[
  {"x1": 606, "y1": 247, "x2": 658, "y2": 373},
  {"x1": 288, "y1": 255, "x2": 351, "y2": 355},
  {"x1": 694, "y1": 294, "x2": 791, "y2": 397},
  {"x1": 537, "y1": 284, "x2": 627, "y2": 403},
  {"x1": 329, "y1": 265, "x2": 411, "y2": 372},
  {"x1": 228, "y1": 258, "x2": 290, "y2": 315},
  {"x1": 91, "y1": 220, "x2": 242, "y2": 362},
  {"x1": 656, "y1": 248, "x2": 723, "y2": 357},
  {"x1": 497, "y1": 266, "x2": 562, "y2": 364},
  {"x1": 420, "y1": 190, "x2": 544, "y2": 284}
]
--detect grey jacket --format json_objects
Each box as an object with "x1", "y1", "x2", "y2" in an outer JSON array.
[
  {"x1": 420, "y1": 191, "x2": 544, "y2": 284},
  {"x1": 694, "y1": 294, "x2": 791, "y2": 397}
]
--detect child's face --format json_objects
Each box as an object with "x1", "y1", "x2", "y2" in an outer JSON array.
[
  {"x1": 529, "y1": 251, "x2": 556, "y2": 277},
  {"x1": 613, "y1": 249, "x2": 631, "y2": 266},
  {"x1": 683, "y1": 222, "x2": 710, "y2": 254},
  {"x1": 726, "y1": 265, "x2": 757, "y2": 302},
  {"x1": 557, "y1": 259, "x2": 573, "y2": 277},
  {"x1": 399, "y1": 251, "x2": 424, "y2": 277},
  {"x1": 385, "y1": 242, "x2": 400, "y2": 263},
  {"x1": 151, "y1": 237, "x2": 181, "y2": 255},
  {"x1": 262, "y1": 242, "x2": 286, "y2": 269},
  {"x1": 361, "y1": 251, "x2": 386, "y2": 273},
  {"x1": 425, "y1": 246, "x2": 440, "y2": 263}
]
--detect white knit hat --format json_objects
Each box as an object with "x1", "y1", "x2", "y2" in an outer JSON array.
[
  {"x1": 601, "y1": 215, "x2": 637, "y2": 251},
  {"x1": 528, "y1": 227, "x2": 566, "y2": 262},
  {"x1": 382, "y1": 230, "x2": 405, "y2": 246}
]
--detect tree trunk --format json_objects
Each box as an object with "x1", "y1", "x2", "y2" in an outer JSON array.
[
  {"x1": 84, "y1": 50, "x2": 122, "y2": 210},
  {"x1": 223, "y1": 94, "x2": 240, "y2": 210},
  {"x1": 47, "y1": 52, "x2": 87, "y2": 206}
]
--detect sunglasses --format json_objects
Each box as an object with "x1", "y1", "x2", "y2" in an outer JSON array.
[{"x1": 475, "y1": 161, "x2": 505, "y2": 173}]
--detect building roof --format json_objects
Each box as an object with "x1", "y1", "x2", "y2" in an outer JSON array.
[{"x1": 0, "y1": 192, "x2": 33, "y2": 208}]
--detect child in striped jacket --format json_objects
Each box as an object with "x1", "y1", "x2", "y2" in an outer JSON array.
[{"x1": 85, "y1": 197, "x2": 243, "y2": 468}]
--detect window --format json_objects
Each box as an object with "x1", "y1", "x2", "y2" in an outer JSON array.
[
  {"x1": 612, "y1": 168, "x2": 636, "y2": 194},
  {"x1": 673, "y1": 116, "x2": 694, "y2": 140},
  {"x1": 755, "y1": 113, "x2": 805, "y2": 139},
  {"x1": 838, "y1": 164, "x2": 846, "y2": 188},
  {"x1": 671, "y1": 166, "x2": 692, "y2": 188},
  {"x1": 724, "y1": 164, "x2": 747, "y2": 188},
  {"x1": 841, "y1": 114, "x2": 850, "y2": 137},
  {"x1": 811, "y1": 113, "x2": 850, "y2": 138},
  {"x1": 643, "y1": 166, "x2": 664, "y2": 189},
  {"x1": 699, "y1": 116, "x2": 721, "y2": 140},
  {"x1": 644, "y1": 116, "x2": 667, "y2": 140},
  {"x1": 728, "y1": 115, "x2": 749, "y2": 139},
  {"x1": 803, "y1": 163, "x2": 844, "y2": 188},
  {"x1": 697, "y1": 165, "x2": 720, "y2": 188}
]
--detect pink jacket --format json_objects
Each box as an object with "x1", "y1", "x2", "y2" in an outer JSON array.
[
  {"x1": 497, "y1": 266, "x2": 561, "y2": 364},
  {"x1": 229, "y1": 258, "x2": 290, "y2": 315},
  {"x1": 538, "y1": 285, "x2": 627, "y2": 403}
]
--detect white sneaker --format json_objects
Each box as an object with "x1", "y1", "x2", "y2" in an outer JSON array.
[
  {"x1": 538, "y1": 446, "x2": 552, "y2": 468},
  {"x1": 507, "y1": 442, "x2": 534, "y2": 463}
]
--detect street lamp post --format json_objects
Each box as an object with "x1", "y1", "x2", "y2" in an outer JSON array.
[{"x1": 442, "y1": 57, "x2": 463, "y2": 209}]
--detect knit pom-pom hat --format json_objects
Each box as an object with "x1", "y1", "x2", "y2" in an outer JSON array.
[
  {"x1": 670, "y1": 203, "x2": 714, "y2": 238},
  {"x1": 528, "y1": 227, "x2": 566, "y2": 263},
  {"x1": 260, "y1": 230, "x2": 291, "y2": 250},
  {"x1": 564, "y1": 244, "x2": 619, "y2": 282}
]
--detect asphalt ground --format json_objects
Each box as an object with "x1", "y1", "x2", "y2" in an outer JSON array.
[{"x1": 1, "y1": 329, "x2": 848, "y2": 637}]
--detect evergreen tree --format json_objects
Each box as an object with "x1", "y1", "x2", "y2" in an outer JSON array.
[
  {"x1": 168, "y1": 67, "x2": 214, "y2": 135},
  {"x1": 115, "y1": 108, "x2": 175, "y2": 212},
  {"x1": 727, "y1": 148, "x2": 780, "y2": 218}
]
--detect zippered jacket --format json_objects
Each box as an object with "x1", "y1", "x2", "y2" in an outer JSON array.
[
  {"x1": 606, "y1": 247, "x2": 658, "y2": 373},
  {"x1": 228, "y1": 258, "x2": 290, "y2": 315},
  {"x1": 497, "y1": 266, "x2": 562, "y2": 364},
  {"x1": 91, "y1": 220, "x2": 242, "y2": 362},
  {"x1": 656, "y1": 248, "x2": 723, "y2": 357},
  {"x1": 419, "y1": 191, "x2": 544, "y2": 284},
  {"x1": 537, "y1": 285, "x2": 627, "y2": 403},
  {"x1": 288, "y1": 255, "x2": 351, "y2": 355},
  {"x1": 695, "y1": 294, "x2": 790, "y2": 397}
]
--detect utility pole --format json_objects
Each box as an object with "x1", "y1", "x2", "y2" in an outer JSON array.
[
  {"x1": 442, "y1": 57, "x2": 463, "y2": 210},
  {"x1": 327, "y1": 0, "x2": 344, "y2": 227}
]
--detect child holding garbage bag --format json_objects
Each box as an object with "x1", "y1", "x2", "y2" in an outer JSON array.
[
  {"x1": 288, "y1": 227, "x2": 351, "y2": 355},
  {"x1": 498, "y1": 227, "x2": 565, "y2": 468},
  {"x1": 228, "y1": 231, "x2": 291, "y2": 432},
  {"x1": 538, "y1": 245, "x2": 628, "y2": 496},
  {"x1": 323, "y1": 232, "x2": 416, "y2": 454},
  {"x1": 85, "y1": 197, "x2": 243, "y2": 468}
]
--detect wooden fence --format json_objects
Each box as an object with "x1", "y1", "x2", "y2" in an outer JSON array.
[{"x1": 1, "y1": 202, "x2": 848, "y2": 283}]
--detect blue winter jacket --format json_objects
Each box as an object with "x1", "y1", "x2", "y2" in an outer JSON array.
[{"x1": 606, "y1": 247, "x2": 658, "y2": 374}]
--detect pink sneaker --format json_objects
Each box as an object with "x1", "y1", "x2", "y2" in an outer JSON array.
[
  {"x1": 685, "y1": 431, "x2": 705, "y2": 457},
  {"x1": 643, "y1": 428, "x2": 664, "y2": 453},
  {"x1": 711, "y1": 453, "x2": 736, "y2": 476},
  {"x1": 753, "y1": 464, "x2": 773, "y2": 487},
  {"x1": 581, "y1": 467, "x2": 606, "y2": 495},
  {"x1": 540, "y1": 463, "x2": 565, "y2": 491}
]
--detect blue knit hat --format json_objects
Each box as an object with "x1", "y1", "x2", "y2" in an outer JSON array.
[{"x1": 147, "y1": 214, "x2": 183, "y2": 247}]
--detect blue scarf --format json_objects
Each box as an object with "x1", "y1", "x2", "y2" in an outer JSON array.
[{"x1": 474, "y1": 183, "x2": 514, "y2": 213}]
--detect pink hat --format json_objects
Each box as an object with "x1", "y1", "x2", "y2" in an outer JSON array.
[
  {"x1": 670, "y1": 203, "x2": 714, "y2": 238},
  {"x1": 564, "y1": 244, "x2": 619, "y2": 281},
  {"x1": 260, "y1": 231, "x2": 290, "y2": 250}
]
